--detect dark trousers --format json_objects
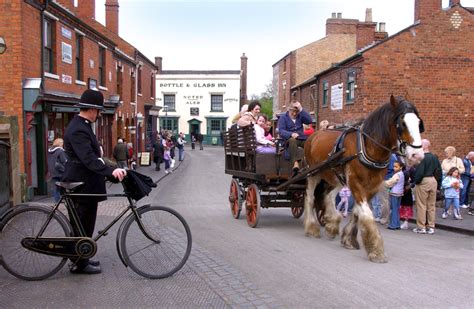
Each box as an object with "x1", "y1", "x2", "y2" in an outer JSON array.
[{"x1": 70, "y1": 198, "x2": 98, "y2": 267}]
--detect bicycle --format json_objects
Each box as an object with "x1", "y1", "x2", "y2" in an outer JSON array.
[{"x1": 0, "y1": 171, "x2": 192, "y2": 281}]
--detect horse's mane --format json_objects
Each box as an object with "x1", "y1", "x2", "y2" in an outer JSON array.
[{"x1": 363, "y1": 97, "x2": 417, "y2": 142}]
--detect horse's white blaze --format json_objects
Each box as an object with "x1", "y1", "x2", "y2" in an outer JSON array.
[{"x1": 403, "y1": 113, "x2": 424, "y2": 165}]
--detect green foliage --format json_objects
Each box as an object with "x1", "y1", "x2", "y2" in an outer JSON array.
[{"x1": 260, "y1": 97, "x2": 273, "y2": 119}]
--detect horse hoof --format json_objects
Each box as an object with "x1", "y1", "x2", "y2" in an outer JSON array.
[
  {"x1": 304, "y1": 226, "x2": 321, "y2": 238},
  {"x1": 368, "y1": 253, "x2": 387, "y2": 263},
  {"x1": 325, "y1": 224, "x2": 340, "y2": 239}
]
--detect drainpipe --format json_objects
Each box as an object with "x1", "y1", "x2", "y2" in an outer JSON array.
[{"x1": 134, "y1": 61, "x2": 139, "y2": 162}]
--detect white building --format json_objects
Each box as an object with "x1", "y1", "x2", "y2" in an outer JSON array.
[{"x1": 154, "y1": 55, "x2": 247, "y2": 145}]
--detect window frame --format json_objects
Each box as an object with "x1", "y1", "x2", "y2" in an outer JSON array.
[
  {"x1": 322, "y1": 81, "x2": 329, "y2": 107},
  {"x1": 116, "y1": 64, "x2": 123, "y2": 99},
  {"x1": 130, "y1": 70, "x2": 136, "y2": 102},
  {"x1": 137, "y1": 67, "x2": 142, "y2": 94},
  {"x1": 75, "y1": 34, "x2": 83, "y2": 81},
  {"x1": 210, "y1": 94, "x2": 223, "y2": 112},
  {"x1": 163, "y1": 94, "x2": 176, "y2": 111},
  {"x1": 43, "y1": 17, "x2": 55, "y2": 74},
  {"x1": 98, "y1": 46, "x2": 106, "y2": 86},
  {"x1": 346, "y1": 70, "x2": 356, "y2": 103}
]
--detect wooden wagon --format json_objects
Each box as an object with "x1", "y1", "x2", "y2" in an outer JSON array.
[{"x1": 224, "y1": 125, "x2": 344, "y2": 228}]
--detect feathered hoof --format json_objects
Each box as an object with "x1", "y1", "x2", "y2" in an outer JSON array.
[
  {"x1": 341, "y1": 237, "x2": 360, "y2": 250},
  {"x1": 325, "y1": 223, "x2": 340, "y2": 239},
  {"x1": 304, "y1": 224, "x2": 321, "y2": 238},
  {"x1": 368, "y1": 252, "x2": 387, "y2": 263}
]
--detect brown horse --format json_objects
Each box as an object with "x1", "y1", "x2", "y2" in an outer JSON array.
[{"x1": 303, "y1": 96, "x2": 425, "y2": 262}]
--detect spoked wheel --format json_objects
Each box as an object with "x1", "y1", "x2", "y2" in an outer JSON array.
[
  {"x1": 0, "y1": 205, "x2": 72, "y2": 281},
  {"x1": 229, "y1": 179, "x2": 242, "y2": 219},
  {"x1": 314, "y1": 203, "x2": 326, "y2": 226},
  {"x1": 291, "y1": 192, "x2": 305, "y2": 218},
  {"x1": 291, "y1": 207, "x2": 304, "y2": 219},
  {"x1": 245, "y1": 184, "x2": 261, "y2": 228},
  {"x1": 120, "y1": 205, "x2": 192, "y2": 279}
]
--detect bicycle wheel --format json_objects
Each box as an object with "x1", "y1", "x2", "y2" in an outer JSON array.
[
  {"x1": 119, "y1": 205, "x2": 192, "y2": 279},
  {"x1": 0, "y1": 205, "x2": 72, "y2": 281}
]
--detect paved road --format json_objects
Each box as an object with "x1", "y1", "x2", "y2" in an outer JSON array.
[{"x1": 1, "y1": 146, "x2": 473, "y2": 308}]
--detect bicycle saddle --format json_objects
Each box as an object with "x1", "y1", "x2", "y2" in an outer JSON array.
[{"x1": 55, "y1": 182, "x2": 84, "y2": 191}]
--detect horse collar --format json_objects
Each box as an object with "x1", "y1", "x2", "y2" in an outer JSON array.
[{"x1": 356, "y1": 126, "x2": 391, "y2": 169}]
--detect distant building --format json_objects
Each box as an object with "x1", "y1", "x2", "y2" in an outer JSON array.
[
  {"x1": 155, "y1": 55, "x2": 247, "y2": 145},
  {"x1": 292, "y1": 0, "x2": 474, "y2": 157},
  {"x1": 272, "y1": 9, "x2": 387, "y2": 115}
]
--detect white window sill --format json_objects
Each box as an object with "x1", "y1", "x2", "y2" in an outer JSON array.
[
  {"x1": 75, "y1": 80, "x2": 86, "y2": 86},
  {"x1": 44, "y1": 72, "x2": 59, "y2": 80},
  {"x1": 138, "y1": 93, "x2": 142, "y2": 97},
  {"x1": 99, "y1": 86, "x2": 108, "y2": 91}
]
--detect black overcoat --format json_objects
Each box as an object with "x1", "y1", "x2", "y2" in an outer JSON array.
[{"x1": 62, "y1": 115, "x2": 114, "y2": 202}]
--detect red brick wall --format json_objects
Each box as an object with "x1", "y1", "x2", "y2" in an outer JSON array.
[
  {"x1": 302, "y1": 4, "x2": 473, "y2": 158},
  {"x1": 356, "y1": 22, "x2": 377, "y2": 50},
  {"x1": 326, "y1": 18, "x2": 357, "y2": 35},
  {"x1": 76, "y1": 0, "x2": 96, "y2": 20}
]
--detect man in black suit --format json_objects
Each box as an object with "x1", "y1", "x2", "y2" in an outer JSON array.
[{"x1": 63, "y1": 89, "x2": 127, "y2": 274}]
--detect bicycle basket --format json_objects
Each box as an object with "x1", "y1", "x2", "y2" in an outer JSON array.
[{"x1": 122, "y1": 170, "x2": 157, "y2": 201}]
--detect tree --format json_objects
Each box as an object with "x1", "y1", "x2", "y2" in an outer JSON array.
[{"x1": 259, "y1": 82, "x2": 273, "y2": 118}]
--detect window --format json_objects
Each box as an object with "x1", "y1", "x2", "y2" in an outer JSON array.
[
  {"x1": 150, "y1": 73, "x2": 154, "y2": 97},
  {"x1": 211, "y1": 95, "x2": 223, "y2": 111},
  {"x1": 207, "y1": 118, "x2": 226, "y2": 136},
  {"x1": 130, "y1": 70, "x2": 136, "y2": 101},
  {"x1": 160, "y1": 117, "x2": 178, "y2": 133},
  {"x1": 99, "y1": 46, "x2": 106, "y2": 86},
  {"x1": 43, "y1": 18, "x2": 55, "y2": 73},
  {"x1": 137, "y1": 67, "x2": 142, "y2": 94},
  {"x1": 116, "y1": 64, "x2": 123, "y2": 99},
  {"x1": 163, "y1": 94, "x2": 176, "y2": 111},
  {"x1": 322, "y1": 81, "x2": 329, "y2": 107},
  {"x1": 346, "y1": 71, "x2": 356, "y2": 102},
  {"x1": 75, "y1": 35, "x2": 83, "y2": 80}
]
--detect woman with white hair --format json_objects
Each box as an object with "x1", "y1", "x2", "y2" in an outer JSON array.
[{"x1": 441, "y1": 146, "x2": 465, "y2": 176}]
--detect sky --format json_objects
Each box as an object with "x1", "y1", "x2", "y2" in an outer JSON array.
[{"x1": 95, "y1": 0, "x2": 474, "y2": 98}]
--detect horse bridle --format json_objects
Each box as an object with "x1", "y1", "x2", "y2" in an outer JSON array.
[{"x1": 395, "y1": 110, "x2": 424, "y2": 155}]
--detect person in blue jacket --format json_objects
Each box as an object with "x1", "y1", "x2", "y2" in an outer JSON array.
[{"x1": 277, "y1": 101, "x2": 312, "y2": 174}]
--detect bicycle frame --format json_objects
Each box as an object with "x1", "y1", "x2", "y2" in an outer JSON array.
[{"x1": 33, "y1": 182, "x2": 160, "y2": 258}]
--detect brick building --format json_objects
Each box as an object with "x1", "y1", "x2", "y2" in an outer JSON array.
[
  {"x1": 0, "y1": 0, "x2": 158, "y2": 201},
  {"x1": 272, "y1": 9, "x2": 388, "y2": 116},
  {"x1": 291, "y1": 0, "x2": 473, "y2": 157}
]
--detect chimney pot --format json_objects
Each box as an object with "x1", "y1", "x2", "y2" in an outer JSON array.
[
  {"x1": 365, "y1": 8, "x2": 373, "y2": 22},
  {"x1": 337, "y1": 12, "x2": 342, "y2": 18},
  {"x1": 331, "y1": 12, "x2": 336, "y2": 18}
]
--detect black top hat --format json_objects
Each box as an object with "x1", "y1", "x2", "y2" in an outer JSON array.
[{"x1": 75, "y1": 89, "x2": 105, "y2": 110}]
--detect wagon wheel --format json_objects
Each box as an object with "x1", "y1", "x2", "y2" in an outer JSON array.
[
  {"x1": 228, "y1": 179, "x2": 242, "y2": 219},
  {"x1": 245, "y1": 184, "x2": 261, "y2": 228},
  {"x1": 314, "y1": 202, "x2": 326, "y2": 227},
  {"x1": 291, "y1": 192, "x2": 304, "y2": 219}
]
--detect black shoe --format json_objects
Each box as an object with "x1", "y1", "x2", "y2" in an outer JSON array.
[
  {"x1": 70, "y1": 264, "x2": 102, "y2": 275},
  {"x1": 89, "y1": 259, "x2": 100, "y2": 266}
]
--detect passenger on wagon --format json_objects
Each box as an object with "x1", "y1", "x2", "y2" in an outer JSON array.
[
  {"x1": 278, "y1": 101, "x2": 312, "y2": 174},
  {"x1": 237, "y1": 100, "x2": 261, "y2": 127},
  {"x1": 255, "y1": 114, "x2": 276, "y2": 154}
]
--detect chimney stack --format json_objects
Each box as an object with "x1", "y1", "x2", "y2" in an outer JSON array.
[
  {"x1": 105, "y1": 0, "x2": 119, "y2": 34},
  {"x1": 77, "y1": 0, "x2": 96, "y2": 20},
  {"x1": 240, "y1": 53, "x2": 248, "y2": 106},
  {"x1": 154, "y1": 57, "x2": 162, "y2": 73},
  {"x1": 414, "y1": 0, "x2": 442, "y2": 22},
  {"x1": 365, "y1": 8, "x2": 372, "y2": 22}
]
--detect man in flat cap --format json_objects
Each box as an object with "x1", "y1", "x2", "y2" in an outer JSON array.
[
  {"x1": 278, "y1": 101, "x2": 312, "y2": 175},
  {"x1": 62, "y1": 89, "x2": 127, "y2": 274}
]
